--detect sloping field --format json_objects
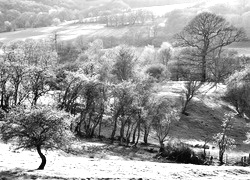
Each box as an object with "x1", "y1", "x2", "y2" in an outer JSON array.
[
  {"x1": 1, "y1": 22, "x2": 249, "y2": 56},
  {"x1": 0, "y1": 22, "x2": 124, "y2": 44},
  {"x1": 156, "y1": 82, "x2": 250, "y2": 154}
]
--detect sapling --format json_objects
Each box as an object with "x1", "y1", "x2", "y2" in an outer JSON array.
[{"x1": 213, "y1": 113, "x2": 236, "y2": 165}]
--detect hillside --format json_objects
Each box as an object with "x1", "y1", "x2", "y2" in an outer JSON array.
[
  {"x1": 1, "y1": 82, "x2": 250, "y2": 179},
  {"x1": 157, "y1": 82, "x2": 250, "y2": 153}
]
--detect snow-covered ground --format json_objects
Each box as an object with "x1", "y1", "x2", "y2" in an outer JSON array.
[{"x1": 1, "y1": 143, "x2": 250, "y2": 180}]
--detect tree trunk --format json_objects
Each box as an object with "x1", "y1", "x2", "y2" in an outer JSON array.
[
  {"x1": 37, "y1": 145, "x2": 46, "y2": 170},
  {"x1": 98, "y1": 119, "x2": 102, "y2": 139},
  {"x1": 143, "y1": 131, "x2": 148, "y2": 144},
  {"x1": 201, "y1": 53, "x2": 207, "y2": 82},
  {"x1": 111, "y1": 114, "x2": 119, "y2": 143},
  {"x1": 119, "y1": 120, "x2": 125, "y2": 145},
  {"x1": 182, "y1": 100, "x2": 189, "y2": 114},
  {"x1": 219, "y1": 152, "x2": 224, "y2": 165},
  {"x1": 134, "y1": 121, "x2": 141, "y2": 146},
  {"x1": 125, "y1": 122, "x2": 132, "y2": 146},
  {"x1": 159, "y1": 141, "x2": 165, "y2": 153},
  {"x1": 14, "y1": 83, "x2": 19, "y2": 106},
  {"x1": 132, "y1": 125, "x2": 137, "y2": 144}
]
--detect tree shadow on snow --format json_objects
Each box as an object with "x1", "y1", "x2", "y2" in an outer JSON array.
[{"x1": 0, "y1": 168, "x2": 38, "y2": 180}]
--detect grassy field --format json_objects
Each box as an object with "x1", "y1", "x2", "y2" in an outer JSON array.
[
  {"x1": 1, "y1": 23, "x2": 250, "y2": 57},
  {"x1": 0, "y1": 22, "x2": 108, "y2": 44},
  {"x1": 0, "y1": 22, "x2": 150, "y2": 44}
]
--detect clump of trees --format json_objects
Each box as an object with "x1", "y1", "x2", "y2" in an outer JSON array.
[
  {"x1": 0, "y1": 0, "x2": 80, "y2": 32},
  {"x1": 0, "y1": 39, "x2": 57, "y2": 110}
]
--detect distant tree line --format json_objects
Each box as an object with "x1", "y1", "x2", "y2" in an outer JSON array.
[
  {"x1": 80, "y1": 9, "x2": 154, "y2": 27},
  {"x1": 0, "y1": 8, "x2": 78, "y2": 32}
]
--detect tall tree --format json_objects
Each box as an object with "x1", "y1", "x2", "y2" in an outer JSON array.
[
  {"x1": 111, "y1": 45, "x2": 136, "y2": 82},
  {"x1": 175, "y1": 12, "x2": 245, "y2": 82}
]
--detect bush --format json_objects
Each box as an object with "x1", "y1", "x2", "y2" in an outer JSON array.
[
  {"x1": 158, "y1": 142, "x2": 205, "y2": 164},
  {"x1": 145, "y1": 64, "x2": 169, "y2": 81}
]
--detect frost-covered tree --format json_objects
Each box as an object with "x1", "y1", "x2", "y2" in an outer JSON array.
[
  {"x1": 1, "y1": 106, "x2": 73, "y2": 170},
  {"x1": 151, "y1": 98, "x2": 180, "y2": 149},
  {"x1": 111, "y1": 45, "x2": 136, "y2": 82},
  {"x1": 213, "y1": 113, "x2": 235, "y2": 165},
  {"x1": 2, "y1": 39, "x2": 57, "y2": 106},
  {"x1": 158, "y1": 42, "x2": 173, "y2": 66}
]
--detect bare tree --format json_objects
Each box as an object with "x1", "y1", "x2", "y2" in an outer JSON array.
[
  {"x1": 181, "y1": 81, "x2": 202, "y2": 115},
  {"x1": 175, "y1": 12, "x2": 245, "y2": 82}
]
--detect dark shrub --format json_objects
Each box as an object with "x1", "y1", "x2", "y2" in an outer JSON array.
[
  {"x1": 145, "y1": 64, "x2": 169, "y2": 81},
  {"x1": 168, "y1": 144, "x2": 193, "y2": 163},
  {"x1": 158, "y1": 142, "x2": 205, "y2": 164},
  {"x1": 0, "y1": 109, "x2": 5, "y2": 121},
  {"x1": 223, "y1": 84, "x2": 250, "y2": 118}
]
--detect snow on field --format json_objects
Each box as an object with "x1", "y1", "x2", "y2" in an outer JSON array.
[
  {"x1": 1, "y1": 142, "x2": 250, "y2": 180},
  {"x1": 0, "y1": 23, "x2": 107, "y2": 43}
]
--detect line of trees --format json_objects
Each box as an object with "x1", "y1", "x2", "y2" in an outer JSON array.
[
  {"x1": 0, "y1": 38, "x2": 182, "y2": 146},
  {"x1": 81, "y1": 9, "x2": 155, "y2": 27}
]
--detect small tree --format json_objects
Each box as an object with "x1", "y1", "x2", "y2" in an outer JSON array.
[
  {"x1": 181, "y1": 81, "x2": 202, "y2": 115},
  {"x1": 151, "y1": 98, "x2": 180, "y2": 149},
  {"x1": 0, "y1": 106, "x2": 73, "y2": 170},
  {"x1": 157, "y1": 42, "x2": 173, "y2": 66},
  {"x1": 111, "y1": 45, "x2": 136, "y2": 82},
  {"x1": 213, "y1": 113, "x2": 235, "y2": 165},
  {"x1": 201, "y1": 135, "x2": 211, "y2": 159}
]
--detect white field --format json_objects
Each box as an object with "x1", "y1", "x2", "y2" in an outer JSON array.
[{"x1": 1, "y1": 142, "x2": 250, "y2": 180}]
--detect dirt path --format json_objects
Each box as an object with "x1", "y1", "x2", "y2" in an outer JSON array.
[{"x1": 1, "y1": 143, "x2": 250, "y2": 180}]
